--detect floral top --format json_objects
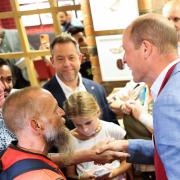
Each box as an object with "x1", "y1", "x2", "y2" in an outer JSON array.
[{"x1": 0, "y1": 110, "x2": 16, "y2": 152}]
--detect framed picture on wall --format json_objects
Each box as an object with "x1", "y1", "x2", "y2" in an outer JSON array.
[
  {"x1": 96, "y1": 35, "x2": 132, "y2": 81},
  {"x1": 89, "y1": 0, "x2": 139, "y2": 31}
]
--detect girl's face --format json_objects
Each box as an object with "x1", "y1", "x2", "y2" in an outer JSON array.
[{"x1": 72, "y1": 113, "x2": 99, "y2": 137}]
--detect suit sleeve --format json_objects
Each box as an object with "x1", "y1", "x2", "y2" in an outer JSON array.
[{"x1": 127, "y1": 139, "x2": 154, "y2": 164}]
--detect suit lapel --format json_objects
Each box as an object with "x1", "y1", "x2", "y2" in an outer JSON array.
[
  {"x1": 50, "y1": 77, "x2": 66, "y2": 108},
  {"x1": 82, "y1": 78, "x2": 96, "y2": 94}
]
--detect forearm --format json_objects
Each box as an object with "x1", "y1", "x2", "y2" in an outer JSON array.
[
  {"x1": 49, "y1": 148, "x2": 95, "y2": 167},
  {"x1": 139, "y1": 113, "x2": 153, "y2": 133}
]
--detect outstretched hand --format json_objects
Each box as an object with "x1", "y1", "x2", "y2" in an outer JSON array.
[
  {"x1": 92, "y1": 139, "x2": 130, "y2": 164},
  {"x1": 96, "y1": 140, "x2": 129, "y2": 154}
]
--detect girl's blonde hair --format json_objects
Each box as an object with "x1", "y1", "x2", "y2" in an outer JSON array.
[{"x1": 64, "y1": 91, "x2": 100, "y2": 119}]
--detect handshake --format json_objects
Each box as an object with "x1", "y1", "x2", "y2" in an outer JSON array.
[{"x1": 91, "y1": 139, "x2": 130, "y2": 164}]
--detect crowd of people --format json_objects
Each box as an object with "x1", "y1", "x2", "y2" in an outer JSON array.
[{"x1": 0, "y1": 0, "x2": 180, "y2": 179}]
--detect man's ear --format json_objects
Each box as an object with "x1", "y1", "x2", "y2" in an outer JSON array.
[
  {"x1": 50, "y1": 57, "x2": 55, "y2": 67},
  {"x1": 141, "y1": 40, "x2": 153, "y2": 59},
  {"x1": 30, "y1": 119, "x2": 44, "y2": 133},
  {"x1": 79, "y1": 53, "x2": 83, "y2": 64}
]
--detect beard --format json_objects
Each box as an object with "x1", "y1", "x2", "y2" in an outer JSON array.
[
  {"x1": 177, "y1": 30, "x2": 180, "y2": 42},
  {"x1": 44, "y1": 122, "x2": 73, "y2": 153}
]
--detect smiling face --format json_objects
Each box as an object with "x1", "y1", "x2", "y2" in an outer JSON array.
[
  {"x1": 51, "y1": 42, "x2": 82, "y2": 85},
  {"x1": 40, "y1": 92, "x2": 71, "y2": 149},
  {"x1": 59, "y1": 11, "x2": 69, "y2": 25},
  {"x1": 122, "y1": 31, "x2": 148, "y2": 83}
]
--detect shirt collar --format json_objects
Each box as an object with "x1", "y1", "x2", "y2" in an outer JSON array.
[
  {"x1": 151, "y1": 58, "x2": 180, "y2": 102},
  {"x1": 55, "y1": 73, "x2": 86, "y2": 99}
]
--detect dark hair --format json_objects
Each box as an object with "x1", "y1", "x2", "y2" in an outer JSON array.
[
  {"x1": 50, "y1": 32, "x2": 80, "y2": 54},
  {"x1": 0, "y1": 58, "x2": 10, "y2": 68},
  {"x1": 67, "y1": 26, "x2": 84, "y2": 35},
  {"x1": 59, "y1": 11, "x2": 68, "y2": 16}
]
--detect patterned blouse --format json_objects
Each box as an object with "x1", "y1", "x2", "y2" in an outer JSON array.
[{"x1": 0, "y1": 110, "x2": 16, "y2": 152}]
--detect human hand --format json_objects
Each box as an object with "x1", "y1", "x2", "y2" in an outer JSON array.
[
  {"x1": 125, "y1": 100, "x2": 145, "y2": 120},
  {"x1": 109, "y1": 98, "x2": 124, "y2": 116},
  {"x1": 92, "y1": 139, "x2": 129, "y2": 164},
  {"x1": 96, "y1": 140, "x2": 129, "y2": 154},
  {"x1": 107, "y1": 88, "x2": 122, "y2": 102},
  {"x1": 120, "y1": 102, "x2": 132, "y2": 115},
  {"x1": 93, "y1": 150, "x2": 129, "y2": 164}
]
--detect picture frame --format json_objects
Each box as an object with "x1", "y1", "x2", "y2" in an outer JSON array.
[
  {"x1": 95, "y1": 35, "x2": 132, "y2": 81},
  {"x1": 89, "y1": 0, "x2": 139, "y2": 31}
]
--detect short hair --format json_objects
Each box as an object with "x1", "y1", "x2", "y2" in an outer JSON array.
[
  {"x1": 0, "y1": 58, "x2": 10, "y2": 68},
  {"x1": 50, "y1": 32, "x2": 80, "y2": 54},
  {"x1": 64, "y1": 91, "x2": 100, "y2": 119},
  {"x1": 2, "y1": 87, "x2": 47, "y2": 134},
  {"x1": 59, "y1": 11, "x2": 68, "y2": 16},
  {"x1": 67, "y1": 26, "x2": 84, "y2": 35},
  {"x1": 127, "y1": 13, "x2": 178, "y2": 53}
]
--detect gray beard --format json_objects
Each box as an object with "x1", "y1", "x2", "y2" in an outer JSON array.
[
  {"x1": 45, "y1": 124, "x2": 73, "y2": 153},
  {"x1": 54, "y1": 126, "x2": 73, "y2": 153},
  {"x1": 177, "y1": 31, "x2": 180, "y2": 42}
]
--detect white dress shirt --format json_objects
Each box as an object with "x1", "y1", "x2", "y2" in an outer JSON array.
[
  {"x1": 55, "y1": 73, "x2": 86, "y2": 99},
  {"x1": 151, "y1": 58, "x2": 180, "y2": 102}
]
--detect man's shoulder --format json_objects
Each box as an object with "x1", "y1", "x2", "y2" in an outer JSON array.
[
  {"x1": 82, "y1": 78, "x2": 103, "y2": 88},
  {"x1": 43, "y1": 76, "x2": 57, "y2": 89},
  {"x1": 174, "y1": 61, "x2": 180, "y2": 73},
  {"x1": 15, "y1": 169, "x2": 65, "y2": 180}
]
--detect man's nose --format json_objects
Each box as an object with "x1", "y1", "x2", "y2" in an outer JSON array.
[
  {"x1": 64, "y1": 58, "x2": 71, "y2": 66},
  {"x1": 57, "y1": 107, "x2": 65, "y2": 116}
]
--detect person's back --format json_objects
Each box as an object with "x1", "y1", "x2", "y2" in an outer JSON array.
[{"x1": 0, "y1": 142, "x2": 65, "y2": 180}]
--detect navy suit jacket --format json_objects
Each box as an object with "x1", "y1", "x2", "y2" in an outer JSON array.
[{"x1": 43, "y1": 76, "x2": 117, "y2": 129}]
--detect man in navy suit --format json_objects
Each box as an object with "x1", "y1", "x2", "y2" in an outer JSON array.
[{"x1": 43, "y1": 33, "x2": 117, "y2": 130}]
